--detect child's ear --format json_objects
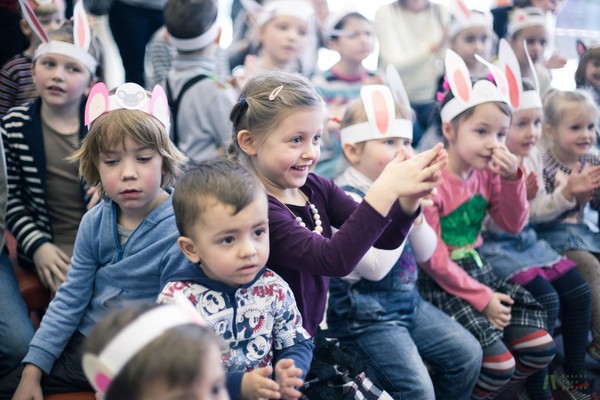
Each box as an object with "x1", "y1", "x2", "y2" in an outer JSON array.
[
  {"x1": 342, "y1": 142, "x2": 361, "y2": 165},
  {"x1": 441, "y1": 121, "x2": 456, "y2": 143},
  {"x1": 177, "y1": 236, "x2": 201, "y2": 264},
  {"x1": 215, "y1": 27, "x2": 222, "y2": 45},
  {"x1": 237, "y1": 130, "x2": 259, "y2": 156},
  {"x1": 542, "y1": 122, "x2": 555, "y2": 140},
  {"x1": 19, "y1": 19, "x2": 32, "y2": 37}
]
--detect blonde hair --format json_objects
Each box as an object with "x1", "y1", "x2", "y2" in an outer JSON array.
[
  {"x1": 228, "y1": 70, "x2": 324, "y2": 168},
  {"x1": 543, "y1": 88, "x2": 598, "y2": 128},
  {"x1": 70, "y1": 109, "x2": 187, "y2": 198}
]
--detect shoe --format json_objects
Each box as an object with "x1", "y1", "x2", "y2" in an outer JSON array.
[
  {"x1": 553, "y1": 366, "x2": 592, "y2": 400},
  {"x1": 588, "y1": 341, "x2": 600, "y2": 363}
]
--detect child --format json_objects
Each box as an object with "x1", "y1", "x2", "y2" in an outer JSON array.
[
  {"x1": 163, "y1": 0, "x2": 237, "y2": 162},
  {"x1": 507, "y1": 7, "x2": 552, "y2": 97},
  {"x1": 530, "y1": 89, "x2": 600, "y2": 364},
  {"x1": 0, "y1": 81, "x2": 188, "y2": 397},
  {"x1": 228, "y1": 69, "x2": 447, "y2": 338},
  {"x1": 0, "y1": 0, "x2": 64, "y2": 118},
  {"x1": 575, "y1": 40, "x2": 600, "y2": 112},
  {"x1": 158, "y1": 159, "x2": 313, "y2": 400},
  {"x1": 327, "y1": 84, "x2": 482, "y2": 399},
  {"x1": 311, "y1": 9, "x2": 381, "y2": 179},
  {"x1": 479, "y1": 39, "x2": 592, "y2": 398},
  {"x1": 83, "y1": 302, "x2": 227, "y2": 400},
  {"x1": 417, "y1": 49, "x2": 556, "y2": 400}
]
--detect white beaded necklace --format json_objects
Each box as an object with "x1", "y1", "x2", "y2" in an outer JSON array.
[{"x1": 282, "y1": 191, "x2": 323, "y2": 235}]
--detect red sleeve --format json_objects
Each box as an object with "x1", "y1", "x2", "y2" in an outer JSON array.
[{"x1": 487, "y1": 168, "x2": 528, "y2": 234}]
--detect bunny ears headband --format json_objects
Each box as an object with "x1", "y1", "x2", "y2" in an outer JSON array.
[
  {"x1": 85, "y1": 82, "x2": 170, "y2": 130},
  {"x1": 506, "y1": 7, "x2": 546, "y2": 39},
  {"x1": 497, "y1": 38, "x2": 541, "y2": 111},
  {"x1": 341, "y1": 67, "x2": 412, "y2": 145},
  {"x1": 20, "y1": 0, "x2": 97, "y2": 73},
  {"x1": 440, "y1": 49, "x2": 510, "y2": 123},
  {"x1": 241, "y1": 0, "x2": 315, "y2": 27},
  {"x1": 82, "y1": 301, "x2": 208, "y2": 395},
  {"x1": 447, "y1": 0, "x2": 491, "y2": 39}
]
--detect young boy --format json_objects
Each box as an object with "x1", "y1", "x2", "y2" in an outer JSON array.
[
  {"x1": 163, "y1": 0, "x2": 237, "y2": 162},
  {"x1": 158, "y1": 159, "x2": 314, "y2": 400}
]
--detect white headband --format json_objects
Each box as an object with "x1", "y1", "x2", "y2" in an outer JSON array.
[
  {"x1": 166, "y1": 12, "x2": 220, "y2": 51},
  {"x1": 498, "y1": 38, "x2": 542, "y2": 111},
  {"x1": 85, "y1": 82, "x2": 170, "y2": 131},
  {"x1": 82, "y1": 302, "x2": 208, "y2": 395},
  {"x1": 241, "y1": 0, "x2": 314, "y2": 27},
  {"x1": 447, "y1": 0, "x2": 491, "y2": 40},
  {"x1": 506, "y1": 7, "x2": 546, "y2": 39},
  {"x1": 34, "y1": 41, "x2": 98, "y2": 73},
  {"x1": 440, "y1": 50, "x2": 510, "y2": 123},
  {"x1": 320, "y1": 8, "x2": 363, "y2": 43},
  {"x1": 341, "y1": 85, "x2": 413, "y2": 145}
]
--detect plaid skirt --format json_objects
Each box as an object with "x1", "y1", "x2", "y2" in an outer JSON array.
[{"x1": 417, "y1": 252, "x2": 547, "y2": 348}]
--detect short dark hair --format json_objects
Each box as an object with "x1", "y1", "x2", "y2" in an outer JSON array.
[
  {"x1": 173, "y1": 159, "x2": 265, "y2": 238},
  {"x1": 329, "y1": 12, "x2": 368, "y2": 41},
  {"x1": 164, "y1": 0, "x2": 217, "y2": 41}
]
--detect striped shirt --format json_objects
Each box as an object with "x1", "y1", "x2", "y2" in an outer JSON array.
[{"x1": 0, "y1": 53, "x2": 36, "y2": 118}]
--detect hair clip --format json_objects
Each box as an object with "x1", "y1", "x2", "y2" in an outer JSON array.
[
  {"x1": 239, "y1": 97, "x2": 247, "y2": 107},
  {"x1": 269, "y1": 85, "x2": 283, "y2": 101},
  {"x1": 437, "y1": 91, "x2": 446, "y2": 103}
]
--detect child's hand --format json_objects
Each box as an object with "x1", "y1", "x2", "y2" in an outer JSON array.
[
  {"x1": 86, "y1": 187, "x2": 101, "y2": 210},
  {"x1": 544, "y1": 52, "x2": 567, "y2": 70},
  {"x1": 12, "y1": 364, "x2": 43, "y2": 400},
  {"x1": 241, "y1": 366, "x2": 281, "y2": 400},
  {"x1": 525, "y1": 171, "x2": 539, "y2": 201},
  {"x1": 482, "y1": 292, "x2": 513, "y2": 330},
  {"x1": 32, "y1": 242, "x2": 70, "y2": 292},
  {"x1": 564, "y1": 163, "x2": 600, "y2": 205},
  {"x1": 487, "y1": 145, "x2": 519, "y2": 180},
  {"x1": 275, "y1": 359, "x2": 304, "y2": 400}
]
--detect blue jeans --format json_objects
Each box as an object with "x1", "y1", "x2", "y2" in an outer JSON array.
[
  {"x1": 338, "y1": 298, "x2": 482, "y2": 399},
  {"x1": 0, "y1": 251, "x2": 34, "y2": 379}
]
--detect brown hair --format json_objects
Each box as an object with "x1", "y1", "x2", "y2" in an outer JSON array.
[
  {"x1": 84, "y1": 302, "x2": 221, "y2": 400},
  {"x1": 70, "y1": 108, "x2": 187, "y2": 198},
  {"x1": 575, "y1": 46, "x2": 600, "y2": 87},
  {"x1": 173, "y1": 158, "x2": 265, "y2": 238},
  {"x1": 164, "y1": 0, "x2": 218, "y2": 50},
  {"x1": 543, "y1": 88, "x2": 598, "y2": 128}
]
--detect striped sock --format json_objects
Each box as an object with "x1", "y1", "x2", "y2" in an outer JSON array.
[
  {"x1": 472, "y1": 349, "x2": 515, "y2": 400},
  {"x1": 509, "y1": 329, "x2": 556, "y2": 381}
]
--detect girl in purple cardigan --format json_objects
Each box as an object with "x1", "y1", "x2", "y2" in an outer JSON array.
[{"x1": 228, "y1": 69, "x2": 447, "y2": 336}]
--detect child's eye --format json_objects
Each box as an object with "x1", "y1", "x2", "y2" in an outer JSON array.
[
  {"x1": 254, "y1": 228, "x2": 267, "y2": 238},
  {"x1": 588, "y1": 123, "x2": 596, "y2": 131},
  {"x1": 497, "y1": 131, "x2": 507, "y2": 139},
  {"x1": 41, "y1": 60, "x2": 55, "y2": 68},
  {"x1": 476, "y1": 128, "x2": 487, "y2": 136},
  {"x1": 313, "y1": 134, "x2": 321, "y2": 143},
  {"x1": 66, "y1": 65, "x2": 83, "y2": 73},
  {"x1": 291, "y1": 137, "x2": 302, "y2": 144},
  {"x1": 534, "y1": 119, "x2": 542, "y2": 127},
  {"x1": 297, "y1": 28, "x2": 308, "y2": 36},
  {"x1": 401, "y1": 139, "x2": 412, "y2": 148},
  {"x1": 103, "y1": 159, "x2": 118, "y2": 165},
  {"x1": 137, "y1": 156, "x2": 153, "y2": 162},
  {"x1": 219, "y1": 236, "x2": 235, "y2": 245}
]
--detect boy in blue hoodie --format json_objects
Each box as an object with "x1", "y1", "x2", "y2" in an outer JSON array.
[{"x1": 158, "y1": 159, "x2": 313, "y2": 400}]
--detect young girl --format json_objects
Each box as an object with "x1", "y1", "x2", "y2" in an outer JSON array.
[
  {"x1": 2, "y1": 81, "x2": 188, "y2": 397},
  {"x1": 530, "y1": 89, "x2": 600, "y2": 364},
  {"x1": 575, "y1": 40, "x2": 600, "y2": 114},
  {"x1": 83, "y1": 302, "x2": 227, "y2": 400},
  {"x1": 478, "y1": 39, "x2": 592, "y2": 399},
  {"x1": 417, "y1": 49, "x2": 556, "y2": 400},
  {"x1": 327, "y1": 84, "x2": 482, "y2": 399},
  {"x1": 228, "y1": 69, "x2": 447, "y2": 337}
]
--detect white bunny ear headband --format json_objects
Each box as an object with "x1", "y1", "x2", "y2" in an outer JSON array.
[
  {"x1": 440, "y1": 49, "x2": 510, "y2": 123},
  {"x1": 85, "y1": 82, "x2": 170, "y2": 130},
  {"x1": 320, "y1": 7, "x2": 365, "y2": 44},
  {"x1": 241, "y1": 0, "x2": 315, "y2": 27},
  {"x1": 340, "y1": 83, "x2": 412, "y2": 145},
  {"x1": 447, "y1": 0, "x2": 491, "y2": 40},
  {"x1": 82, "y1": 300, "x2": 208, "y2": 395},
  {"x1": 21, "y1": 0, "x2": 98, "y2": 73},
  {"x1": 497, "y1": 38, "x2": 541, "y2": 111},
  {"x1": 506, "y1": 7, "x2": 546, "y2": 39}
]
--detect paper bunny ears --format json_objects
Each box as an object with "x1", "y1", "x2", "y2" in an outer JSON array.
[
  {"x1": 440, "y1": 49, "x2": 510, "y2": 123},
  {"x1": 240, "y1": 0, "x2": 315, "y2": 27},
  {"x1": 20, "y1": 0, "x2": 97, "y2": 73},
  {"x1": 497, "y1": 38, "x2": 541, "y2": 111},
  {"x1": 85, "y1": 82, "x2": 170, "y2": 130},
  {"x1": 82, "y1": 302, "x2": 207, "y2": 395},
  {"x1": 340, "y1": 69, "x2": 413, "y2": 145},
  {"x1": 447, "y1": 0, "x2": 491, "y2": 39}
]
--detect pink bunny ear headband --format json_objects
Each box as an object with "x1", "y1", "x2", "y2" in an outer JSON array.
[
  {"x1": 241, "y1": 0, "x2": 315, "y2": 27},
  {"x1": 21, "y1": 0, "x2": 97, "y2": 73},
  {"x1": 447, "y1": 0, "x2": 491, "y2": 40},
  {"x1": 497, "y1": 38, "x2": 541, "y2": 111},
  {"x1": 340, "y1": 83, "x2": 412, "y2": 145},
  {"x1": 166, "y1": 10, "x2": 220, "y2": 51},
  {"x1": 82, "y1": 300, "x2": 208, "y2": 396},
  {"x1": 440, "y1": 49, "x2": 510, "y2": 123}
]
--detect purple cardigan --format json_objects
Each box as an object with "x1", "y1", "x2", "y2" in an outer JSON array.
[{"x1": 267, "y1": 173, "x2": 417, "y2": 335}]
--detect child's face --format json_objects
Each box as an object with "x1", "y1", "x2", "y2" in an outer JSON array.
[
  {"x1": 180, "y1": 193, "x2": 270, "y2": 288},
  {"x1": 258, "y1": 15, "x2": 308, "y2": 67},
  {"x1": 584, "y1": 57, "x2": 600, "y2": 89},
  {"x1": 38, "y1": 11, "x2": 65, "y2": 32},
  {"x1": 547, "y1": 105, "x2": 597, "y2": 162},
  {"x1": 97, "y1": 137, "x2": 165, "y2": 221},
  {"x1": 144, "y1": 342, "x2": 228, "y2": 400},
  {"x1": 330, "y1": 17, "x2": 375, "y2": 66},
  {"x1": 352, "y1": 137, "x2": 412, "y2": 182},
  {"x1": 450, "y1": 26, "x2": 490, "y2": 72},
  {"x1": 251, "y1": 107, "x2": 324, "y2": 193},
  {"x1": 511, "y1": 26, "x2": 547, "y2": 66},
  {"x1": 32, "y1": 53, "x2": 92, "y2": 109},
  {"x1": 445, "y1": 102, "x2": 510, "y2": 171},
  {"x1": 506, "y1": 108, "x2": 543, "y2": 158}
]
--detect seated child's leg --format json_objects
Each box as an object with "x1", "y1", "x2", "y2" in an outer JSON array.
[
  {"x1": 0, "y1": 251, "x2": 34, "y2": 379},
  {"x1": 40, "y1": 332, "x2": 92, "y2": 394},
  {"x1": 411, "y1": 300, "x2": 482, "y2": 400},
  {"x1": 565, "y1": 250, "x2": 600, "y2": 347},
  {"x1": 472, "y1": 340, "x2": 515, "y2": 400},
  {"x1": 552, "y1": 268, "x2": 592, "y2": 374},
  {"x1": 523, "y1": 276, "x2": 560, "y2": 336},
  {"x1": 504, "y1": 326, "x2": 556, "y2": 398}
]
